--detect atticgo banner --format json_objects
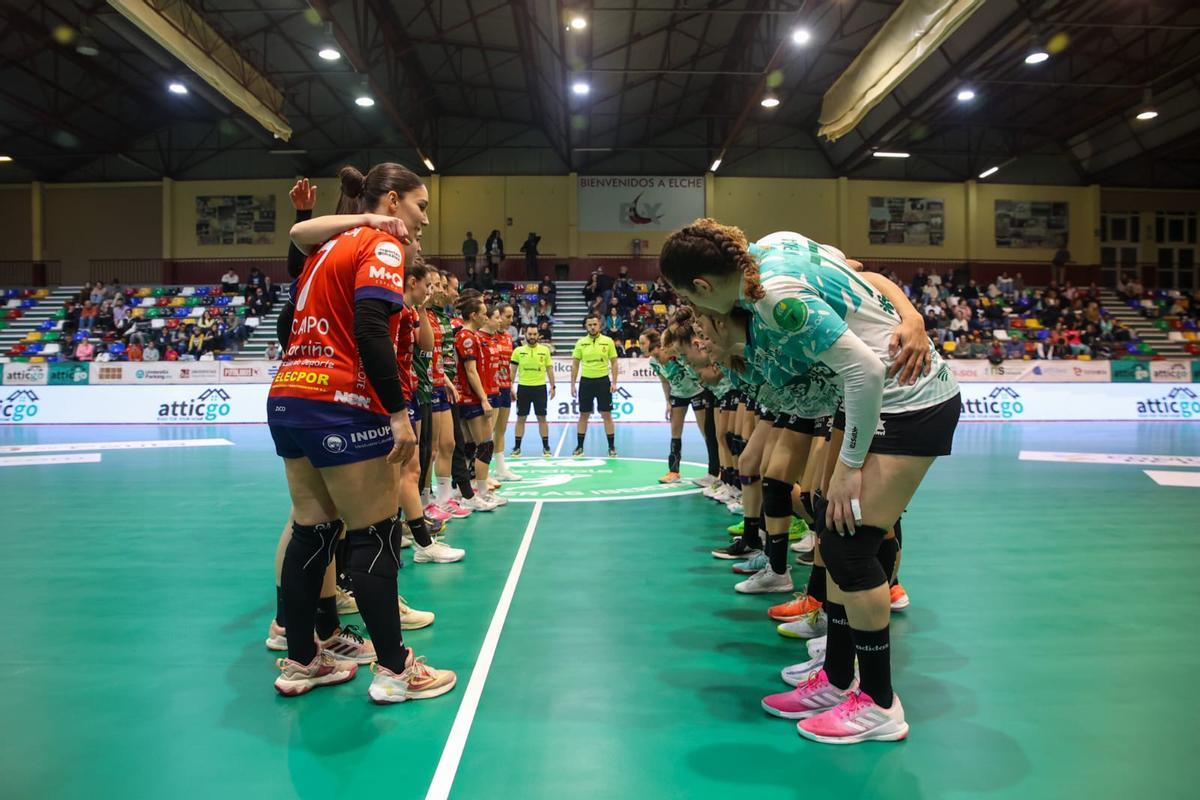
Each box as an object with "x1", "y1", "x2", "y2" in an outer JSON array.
[{"x1": 577, "y1": 176, "x2": 705, "y2": 232}]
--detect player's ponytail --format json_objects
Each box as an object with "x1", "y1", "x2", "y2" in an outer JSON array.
[{"x1": 337, "y1": 162, "x2": 424, "y2": 214}]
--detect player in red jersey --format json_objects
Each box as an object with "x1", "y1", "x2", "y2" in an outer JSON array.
[
  {"x1": 486, "y1": 303, "x2": 522, "y2": 483},
  {"x1": 452, "y1": 291, "x2": 500, "y2": 512},
  {"x1": 267, "y1": 163, "x2": 456, "y2": 703}
]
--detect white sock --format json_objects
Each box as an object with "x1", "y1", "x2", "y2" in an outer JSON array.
[
  {"x1": 494, "y1": 451, "x2": 506, "y2": 472},
  {"x1": 435, "y1": 477, "x2": 452, "y2": 505},
  {"x1": 474, "y1": 479, "x2": 488, "y2": 495}
]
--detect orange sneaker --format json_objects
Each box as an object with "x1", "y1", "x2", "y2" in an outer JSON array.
[
  {"x1": 890, "y1": 583, "x2": 910, "y2": 611},
  {"x1": 768, "y1": 592, "x2": 822, "y2": 622},
  {"x1": 658, "y1": 471, "x2": 681, "y2": 484}
]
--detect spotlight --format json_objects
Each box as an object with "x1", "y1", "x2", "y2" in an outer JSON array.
[
  {"x1": 1135, "y1": 88, "x2": 1158, "y2": 121},
  {"x1": 760, "y1": 95, "x2": 780, "y2": 108},
  {"x1": 791, "y1": 28, "x2": 811, "y2": 45},
  {"x1": 709, "y1": 158, "x2": 722, "y2": 172},
  {"x1": 355, "y1": 95, "x2": 375, "y2": 107},
  {"x1": 572, "y1": 81, "x2": 590, "y2": 96},
  {"x1": 422, "y1": 157, "x2": 436, "y2": 172},
  {"x1": 318, "y1": 48, "x2": 340, "y2": 61},
  {"x1": 872, "y1": 151, "x2": 910, "y2": 158},
  {"x1": 569, "y1": 15, "x2": 587, "y2": 31},
  {"x1": 1136, "y1": 110, "x2": 1159, "y2": 121},
  {"x1": 167, "y1": 82, "x2": 188, "y2": 95},
  {"x1": 1024, "y1": 50, "x2": 1049, "y2": 65},
  {"x1": 956, "y1": 89, "x2": 976, "y2": 102},
  {"x1": 0, "y1": 155, "x2": 13, "y2": 163},
  {"x1": 978, "y1": 166, "x2": 999, "y2": 179}
]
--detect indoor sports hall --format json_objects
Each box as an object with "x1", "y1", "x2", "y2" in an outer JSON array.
[{"x1": 2, "y1": 2, "x2": 1199, "y2": 799}]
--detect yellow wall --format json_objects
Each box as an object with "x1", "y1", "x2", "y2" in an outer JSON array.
[
  {"x1": 0, "y1": 186, "x2": 32, "y2": 261},
  {"x1": 43, "y1": 184, "x2": 162, "y2": 283},
  {"x1": 972, "y1": 182, "x2": 1100, "y2": 264},
  {"x1": 842, "y1": 179, "x2": 966, "y2": 259},
  {"x1": 436, "y1": 176, "x2": 506, "y2": 257},
  {"x1": 711, "y1": 177, "x2": 839, "y2": 249},
  {"x1": 505, "y1": 176, "x2": 568, "y2": 257}
]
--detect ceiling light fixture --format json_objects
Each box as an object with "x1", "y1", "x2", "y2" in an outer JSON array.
[
  {"x1": 75, "y1": 26, "x2": 99, "y2": 57},
  {"x1": 572, "y1": 81, "x2": 590, "y2": 96},
  {"x1": 422, "y1": 157, "x2": 436, "y2": 172},
  {"x1": 791, "y1": 28, "x2": 811, "y2": 45},
  {"x1": 978, "y1": 166, "x2": 999, "y2": 179},
  {"x1": 318, "y1": 47, "x2": 340, "y2": 61},
  {"x1": 872, "y1": 151, "x2": 910, "y2": 158},
  {"x1": 1135, "y1": 88, "x2": 1158, "y2": 121},
  {"x1": 709, "y1": 158, "x2": 722, "y2": 172},
  {"x1": 956, "y1": 89, "x2": 976, "y2": 102},
  {"x1": 167, "y1": 82, "x2": 188, "y2": 95},
  {"x1": 760, "y1": 95, "x2": 780, "y2": 108},
  {"x1": 569, "y1": 15, "x2": 587, "y2": 31},
  {"x1": 1024, "y1": 50, "x2": 1049, "y2": 65},
  {"x1": 0, "y1": 155, "x2": 13, "y2": 163}
]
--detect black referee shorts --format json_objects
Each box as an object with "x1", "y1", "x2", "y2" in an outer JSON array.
[
  {"x1": 516, "y1": 384, "x2": 548, "y2": 417},
  {"x1": 578, "y1": 375, "x2": 613, "y2": 413}
]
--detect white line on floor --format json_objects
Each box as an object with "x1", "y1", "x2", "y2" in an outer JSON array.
[
  {"x1": 0, "y1": 439, "x2": 234, "y2": 454},
  {"x1": 1019, "y1": 450, "x2": 1200, "y2": 467},
  {"x1": 425, "y1": 425, "x2": 568, "y2": 800},
  {"x1": 1144, "y1": 470, "x2": 1200, "y2": 488},
  {"x1": 0, "y1": 453, "x2": 102, "y2": 467}
]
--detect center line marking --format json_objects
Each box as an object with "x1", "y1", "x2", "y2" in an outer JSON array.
[
  {"x1": 425, "y1": 424, "x2": 568, "y2": 800},
  {"x1": 0, "y1": 439, "x2": 234, "y2": 454}
]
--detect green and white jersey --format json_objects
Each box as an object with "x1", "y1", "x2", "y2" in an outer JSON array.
[
  {"x1": 740, "y1": 230, "x2": 958, "y2": 414},
  {"x1": 650, "y1": 355, "x2": 703, "y2": 398}
]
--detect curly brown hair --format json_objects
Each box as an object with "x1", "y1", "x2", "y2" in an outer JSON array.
[{"x1": 659, "y1": 218, "x2": 764, "y2": 303}]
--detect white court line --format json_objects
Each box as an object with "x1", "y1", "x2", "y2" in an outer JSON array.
[
  {"x1": 0, "y1": 438, "x2": 234, "y2": 454},
  {"x1": 1019, "y1": 451, "x2": 1200, "y2": 467},
  {"x1": 1144, "y1": 470, "x2": 1200, "y2": 488},
  {"x1": 425, "y1": 424, "x2": 569, "y2": 800},
  {"x1": 0, "y1": 453, "x2": 102, "y2": 467}
]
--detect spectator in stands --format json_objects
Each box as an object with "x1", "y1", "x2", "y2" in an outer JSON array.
[
  {"x1": 519, "y1": 298, "x2": 536, "y2": 327},
  {"x1": 143, "y1": 340, "x2": 160, "y2": 361},
  {"x1": 603, "y1": 302, "x2": 624, "y2": 337},
  {"x1": 1052, "y1": 240, "x2": 1071, "y2": 284},
  {"x1": 73, "y1": 337, "x2": 95, "y2": 361},
  {"x1": 583, "y1": 273, "x2": 601, "y2": 308},
  {"x1": 537, "y1": 318, "x2": 552, "y2": 343},
  {"x1": 997, "y1": 272, "x2": 1014, "y2": 294},
  {"x1": 521, "y1": 232, "x2": 542, "y2": 280},
  {"x1": 594, "y1": 266, "x2": 614, "y2": 306},
  {"x1": 485, "y1": 229, "x2": 504, "y2": 275},
  {"x1": 186, "y1": 325, "x2": 207, "y2": 359},
  {"x1": 536, "y1": 297, "x2": 553, "y2": 328},
  {"x1": 221, "y1": 267, "x2": 240, "y2": 293},
  {"x1": 96, "y1": 299, "x2": 114, "y2": 332},
  {"x1": 987, "y1": 339, "x2": 1005, "y2": 365},
  {"x1": 911, "y1": 267, "x2": 929, "y2": 298},
  {"x1": 112, "y1": 296, "x2": 127, "y2": 327},
  {"x1": 263, "y1": 275, "x2": 279, "y2": 304},
  {"x1": 246, "y1": 267, "x2": 265, "y2": 295},
  {"x1": 87, "y1": 282, "x2": 104, "y2": 305},
  {"x1": 614, "y1": 269, "x2": 636, "y2": 313},
  {"x1": 126, "y1": 340, "x2": 143, "y2": 361},
  {"x1": 462, "y1": 231, "x2": 478, "y2": 271},
  {"x1": 248, "y1": 287, "x2": 269, "y2": 319},
  {"x1": 537, "y1": 281, "x2": 556, "y2": 311},
  {"x1": 78, "y1": 301, "x2": 97, "y2": 332},
  {"x1": 463, "y1": 265, "x2": 483, "y2": 293}
]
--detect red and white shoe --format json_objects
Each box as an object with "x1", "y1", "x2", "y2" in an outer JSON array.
[
  {"x1": 424, "y1": 503, "x2": 451, "y2": 523},
  {"x1": 440, "y1": 500, "x2": 472, "y2": 519},
  {"x1": 797, "y1": 690, "x2": 909, "y2": 744},
  {"x1": 761, "y1": 668, "x2": 856, "y2": 720},
  {"x1": 274, "y1": 649, "x2": 358, "y2": 696},
  {"x1": 890, "y1": 583, "x2": 910, "y2": 611}
]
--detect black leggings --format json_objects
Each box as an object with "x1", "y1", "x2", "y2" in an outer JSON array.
[
  {"x1": 449, "y1": 403, "x2": 475, "y2": 500},
  {"x1": 417, "y1": 401, "x2": 433, "y2": 495}
]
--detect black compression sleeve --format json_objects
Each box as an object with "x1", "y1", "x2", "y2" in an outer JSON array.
[
  {"x1": 287, "y1": 209, "x2": 314, "y2": 279},
  {"x1": 354, "y1": 298, "x2": 406, "y2": 414},
  {"x1": 276, "y1": 300, "x2": 295, "y2": 348}
]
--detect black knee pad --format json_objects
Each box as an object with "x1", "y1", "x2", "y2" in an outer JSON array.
[
  {"x1": 811, "y1": 493, "x2": 829, "y2": 534},
  {"x1": 761, "y1": 477, "x2": 793, "y2": 518},
  {"x1": 877, "y1": 535, "x2": 899, "y2": 583},
  {"x1": 739, "y1": 473, "x2": 761, "y2": 487},
  {"x1": 730, "y1": 435, "x2": 746, "y2": 456},
  {"x1": 289, "y1": 519, "x2": 343, "y2": 570},
  {"x1": 799, "y1": 491, "x2": 814, "y2": 520},
  {"x1": 893, "y1": 517, "x2": 903, "y2": 549},
  {"x1": 723, "y1": 430, "x2": 737, "y2": 453},
  {"x1": 464, "y1": 441, "x2": 478, "y2": 461},
  {"x1": 345, "y1": 515, "x2": 401, "y2": 579},
  {"x1": 819, "y1": 524, "x2": 888, "y2": 592},
  {"x1": 476, "y1": 441, "x2": 494, "y2": 464}
]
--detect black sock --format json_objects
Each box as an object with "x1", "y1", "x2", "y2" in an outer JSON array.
[
  {"x1": 349, "y1": 568, "x2": 407, "y2": 672},
  {"x1": 314, "y1": 595, "x2": 339, "y2": 640},
  {"x1": 275, "y1": 585, "x2": 285, "y2": 624},
  {"x1": 409, "y1": 516, "x2": 434, "y2": 548},
  {"x1": 877, "y1": 536, "x2": 899, "y2": 585},
  {"x1": 853, "y1": 625, "x2": 893, "y2": 707},
  {"x1": 542, "y1": 435, "x2": 550, "y2": 450},
  {"x1": 335, "y1": 535, "x2": 351, "y2": 590},
  {"x1": 606, "y1": 433, "x2": 615, "y2": 449},
  {"x1": 514, "y1": 435, "x2": 522, "y2": 450},
  {"x1": 807, "y1": 565, "x2": 827, "y2": 603},
  {"x1": 767, "y1": 532, "x2": 788, "y2": 574},
  {"x1": 799, "y1": 491, "x2": 813, "y2": 520},
  {"x1": 577, "y1": 432, "x2": 586, "y2": 448},
  {"x1": 280, "y1": 523, "x2": 339, "y2": 665},
  {"x1": 668, "y1": 438, "x2": 682, "y2": 472},
  {"x1": 739, "y1": 515, "x2": 761, "y2": 549},
  {"x1": 823, "y1": 602, "x2": 854, "y2": 690}
]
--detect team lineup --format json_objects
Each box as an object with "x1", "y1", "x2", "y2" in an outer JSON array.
[{"x1": 265, "y1": 165, "x2": 961, "y2": 745}]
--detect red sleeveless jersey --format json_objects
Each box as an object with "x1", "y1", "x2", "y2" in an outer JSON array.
[{"x1": 394, "y1": 305, "x2": 420, "y2": 400}]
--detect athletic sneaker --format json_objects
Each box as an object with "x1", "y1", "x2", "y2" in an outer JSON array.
[
  {"x1": 461, "y1": 495, "x2": 496, "y2": 513},
  {"x1": 608, "y1": 447, "x2": 617, "y2": 457},
  {"x1": 761, "y1": 668, "x2": 856, "y2": 720},
  {"x1": 426, "y1": 516, "x2": 444, "y2": 535},
  {"x1": 702, "y1": 483, "x2": 724, "y2": 500},
  {"x1": 336, "y1": 586, "x2": 358, "y2": 614},
  {"x1": 711, "y1": 539, "x2": 762, "y2": 560},
  {"x1": 265, "y1": 619, "x2": 288, "y2": 651},
  {"x1": 509, "y1": 448, "x2": 521, "y2": 459},
  {"x1": 487, "y1": 477, "x2": 501, "y2": 491},
  {"x1": 734, "y1": 567, "x2": 793, "y2": 594},
  {"x1": 319, "y1": 624, "x2": 376, "y2": 664},
  {"x1": 890, "y1": 583, "x2": 910, "y2": 611},
  {"x1": 572, "y1": 446, "x2": 584, "y2": 457},
  {"x1": 790, "y1": 532, "x2": 816, "y2": 553},
  {"x1": 494, "y1": 467, "x2": 522, "y2": 482},
  {"x1": 691, "y1": 474, "x2": 717, "y2": 488},
  {"x1": 795, "y1": 549, "x2": 815, "y2": 566},
  {"x1": 425, "y1": 503, "x2": 451, "y2": 523},
  {"x1": 797, "y1": 690, "x2": 909, "y2": 744},
  {"x1": 400, "y1": 533, "x2": 413, "y2": 549},
  {"x1": 788, "y1": 518, "x2": 811, "y2": 541},
  {"x1": 399, "y1": 596, "x2": 434, "y2": 630},
  {"x1": 414, "y1": 539, "x2": 465, "y2": 564},
  {"x1": 777, "y1": 608, "x2": 828, "y2": 639},
  {"x1": 781, "y1": 650, "x2": 827, "y2": 687},
  {"x1": 484, "y1": 490, "x2": 508, "y2": 507},
  {"x1": 726, "y1": 501, "x2": 744, "y2": 516},
  {"x1": 727, "y1": 519, "x2": 745, "y2": 536},
  {"x1": 732, "y1": 553, "x2": 769, "y2": 575},
  {"x1": 274, "y1": 649, "x2": 358, "y2": 696},
  {"x1": 659, "y1": 471, "x2": 682, "y2": 484},
  {"x1": 440, "y1": 500, "x2": 472, "y2": 519},
  {"x1": 768, "y1": 592, "x2": 822, "y2": 622},
  {"x1": 368, "y1": 651, "x2": 457, "y2": 704},
  {"x1": 543, "y1": 448, "x2": 552, "y2": 458},
  {"x1": 807, "y1": 635, "x2": 827, "y2": 660}
]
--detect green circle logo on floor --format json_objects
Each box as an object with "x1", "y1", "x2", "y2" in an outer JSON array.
[{"x1": 498, "y1": 457, "x2": 709, "y2": 503}]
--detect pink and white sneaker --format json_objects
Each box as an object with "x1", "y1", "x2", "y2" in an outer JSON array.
[
  {"x1": 440, "y1": 500, "x2": 472, "y2": 519},
  {"x1": 797, "y1": 690, "x2": 909, "y2": 744},
  {"x1": 424, "y1": 503, "x2": 451, "y2": 523},
  {"x1": 761, "y1": 668, "x2": 856, "y2": 720}
]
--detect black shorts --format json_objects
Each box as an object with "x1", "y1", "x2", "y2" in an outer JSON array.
[
  {"x1": 833, "y1": 395, "x2": 960, "y2": 457},
  {"x1": 757, "y1": 407, "x2": 778, "y2": 423},
  {"x1": 669, "y1": 393, "x2": 706, "y2": 411},
  {"x1": 718, "y1": 390, "x2": 741, "y2": 412},
  {"x1": 814, "y1": 415, "x2": 833, "y2": 438},
  {"x1": 771, "y1": 414, "x2": 817, "y2": 435},
  {"x1": 516, "y1": 384, "x2": 548, "y2": 417},
  {"x1": 495, "y1": 387, "x2": 512, "y2": 407},
  {"x1": 578, "y1": 375, "x2": 612, "y2": 413}
]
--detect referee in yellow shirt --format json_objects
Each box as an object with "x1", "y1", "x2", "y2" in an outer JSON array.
[
  {"x1": 509, "y1": 325, "x2": 555, "y2": 458},
  {"x1": 570, "y1": 314, "x2": 620, "y2": 457}
]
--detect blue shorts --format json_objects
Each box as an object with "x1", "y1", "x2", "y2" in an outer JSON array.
[
  {"x1": 494, "y1": 387, "x2": 512, "y2": 407},
  {"x1": 407, "y1": 396, "x2": 421, "y2": 431},
  {"x1": 460, "y1": 403, "x2": 485, "y2": 421},
  {"x1": 270, "y1": 414, "x2": 393, "y2": 468},
  {"x1": 431, "y1": 385, "x2": 451, "y2": 413},
  {"x1": 487, "y1": 393, "x2": 502, "y2": 409}
]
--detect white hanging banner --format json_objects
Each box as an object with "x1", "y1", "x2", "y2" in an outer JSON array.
[{"x1": 577, "y1": 176, "x2": 705, "y2": 232}]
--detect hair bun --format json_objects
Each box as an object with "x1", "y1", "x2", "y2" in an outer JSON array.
[{"x1": 338, "y1": 165, "x2": 365, "y2": 199}]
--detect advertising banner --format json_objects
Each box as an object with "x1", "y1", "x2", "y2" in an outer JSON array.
[
  {"x1": 944, "y1": 360, "x2": 1112, "y2": 382},
  {"x1": 1111, "y1": 360, "x2": 1151, "y2": 383},
  {"x1": 577, "y1": 176, "x2": 705, "y2": 232},
  {"x1": 2, "y1": 362, "x2": 49, "y2": 386},
  {"x1": 1149, "y1": 360, "x2": 1194, "y2": 384},
  {"x1": 90, "y1": 362, "x2": 223, "y2": 384},
  {"x1": 957, "y1": 383, "x2": 1200, "y2": 421},
  {"x1": 47, "y1": 363, "x2": 89, "y2": 385}
]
